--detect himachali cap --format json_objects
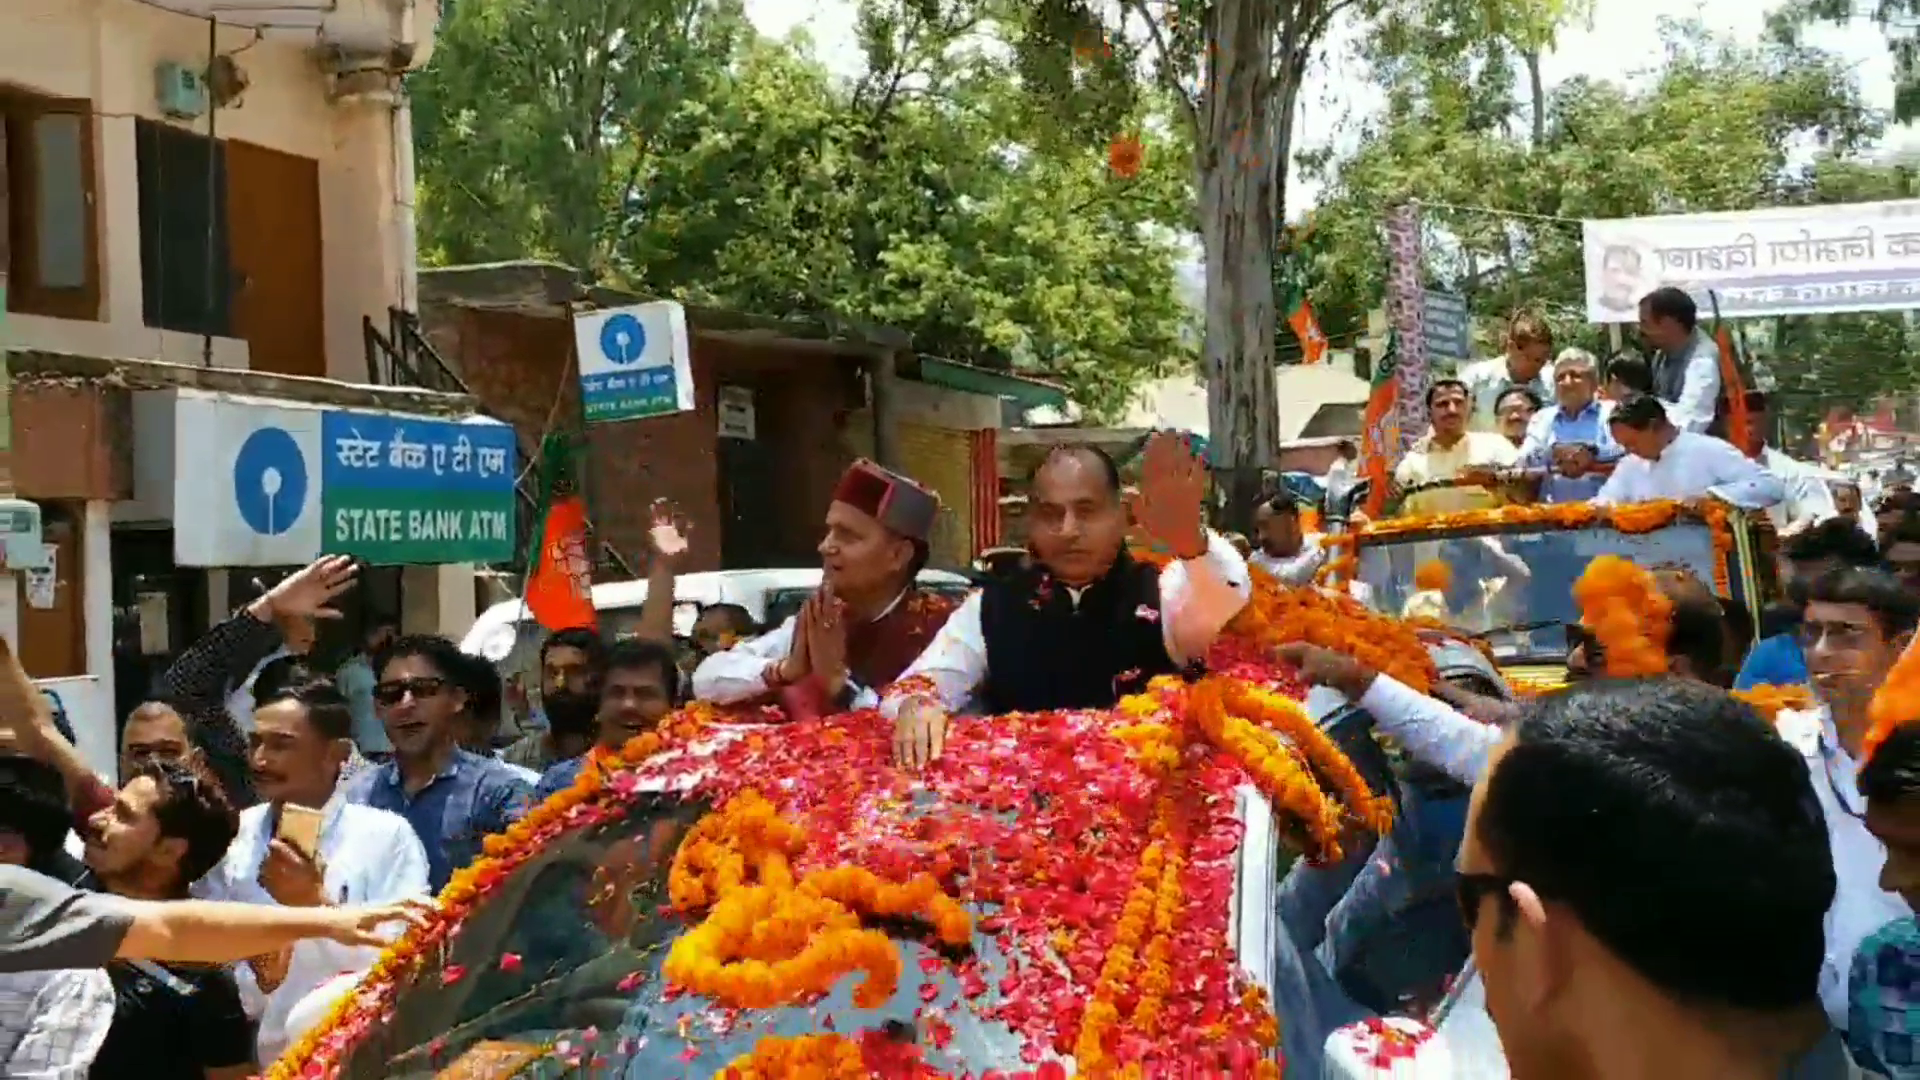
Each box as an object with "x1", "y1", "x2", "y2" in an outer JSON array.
[{"x1": 833, "y1": 459, "x2": 939, "y2": 543}]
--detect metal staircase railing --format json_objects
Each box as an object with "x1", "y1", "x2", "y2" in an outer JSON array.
[{"x1": 363, "y1": 309, "x2": 637, "y2": 579}]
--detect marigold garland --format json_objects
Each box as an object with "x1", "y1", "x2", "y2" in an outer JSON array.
[
  {"x1": 1571, "y1": 556, "x2": 1673, "y2": 677},
  {"x1": 663, "y1": 790, "x2": 973, "y2": 1011},
  {"x1": 261, "y1": 703, "x2": 719, "y2": 1080},
  {"x1": 1413, "y1": 558, "x2": 1452, "y2": 593},
  {"x1": 716, "y1": 1034, "x2": 868, "y2": 1078},
  {"x1": 1861, "y1": 634, "x2": 1920, "y2": 766},
  {"x1": 1074, "y1": 793, "x2": 1177, "y2": 1073},
  {"x1": 1730, "y1": 683, "x2": 1816, "y2": 725}
]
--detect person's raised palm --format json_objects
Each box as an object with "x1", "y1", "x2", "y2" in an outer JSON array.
[
  {"x1": 262, "y1": 555, "x2": 358, "y2": 621},
  {"x1": 1126, "y1": 432, "x2": 1208, "y2": 559},
  {"x1": 647, "y1": 499, "x2": 690, "y2": 564}
]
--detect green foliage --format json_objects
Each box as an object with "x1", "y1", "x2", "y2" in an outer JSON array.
[
  {"x1": 1302, "y1": 16, "x2": 1920, "y2": 422},
  {"x1": 1767, "y1": 0, "x2": 1920, "y2": 122},
  {"x1": 410, "y1": 0, "x2": 1195, "y2": 419}
]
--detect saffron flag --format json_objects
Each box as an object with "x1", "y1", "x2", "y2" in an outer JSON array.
[
  {"x1": 1707, "y1": 291, "x2": 1752, "y2": 452},
  {"x1": 1287, "y1": 295, "x2": 1329, "y2": 365},
  {"x1": 1360, "y1": 332, "x2": 1402, "y2": 518},
  {"x1": 526, "y1": 494, "x2": 597, "y2": 631}
]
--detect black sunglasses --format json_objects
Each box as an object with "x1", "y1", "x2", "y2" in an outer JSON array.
[
  {"x1": 373, "y1": 676, "x2": 449, "y2": 707},
  {"x1": 1455, "y1": 871, "x2": 1517, "y2": 933}
]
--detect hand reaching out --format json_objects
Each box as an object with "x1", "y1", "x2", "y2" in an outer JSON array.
[
  {"x1": 256, "y1": 556, "x2": 358, "y2": 623},
  {"x1": 647, "y1": 499, "x2": 690, "y2": 565},
  {"x1": 1126, "y1": 432, "x2": 1208, "y2": 559}
]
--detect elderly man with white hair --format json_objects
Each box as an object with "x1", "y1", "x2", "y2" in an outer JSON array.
[{"x1": 1510, "y1": 347, "x2": 1622, "y2": 504}]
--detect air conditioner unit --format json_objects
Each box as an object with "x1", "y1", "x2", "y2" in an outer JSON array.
[{"x1": 155, "y1": 62, "x2": 209, "y2": 120}]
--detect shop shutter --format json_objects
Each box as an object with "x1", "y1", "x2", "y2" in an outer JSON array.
[{"x1": 895, "y1": 421, "x2": 974, "y2": 569}]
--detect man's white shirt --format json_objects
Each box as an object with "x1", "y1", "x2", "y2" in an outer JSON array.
[
  {"x1": 193, "y1": 799, "x2": 430, "y2": 1062},
  {"x1": 1759, "y1": 446, "x2": 1839, "y2": 534},
  {"x1": 1776, "y1": 707, "x2": 1913, "y2": 1031},
  {"x1": 1593, "y1": 430, "x2": 1786, "y2": 509},
  {"x1": 1249, "y1": 534, "x2": 1327, "y2": 587}
]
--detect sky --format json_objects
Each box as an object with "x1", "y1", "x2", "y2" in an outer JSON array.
[{"x1": 741, "y1": 0, "x2": 1908, "y2": 210}]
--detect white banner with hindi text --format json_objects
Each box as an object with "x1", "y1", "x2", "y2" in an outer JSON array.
[{"x1": 1581, "y1": 199, "x2": 1920, "y2": 321}]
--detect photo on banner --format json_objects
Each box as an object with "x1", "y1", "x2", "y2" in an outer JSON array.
[{"x1": 1581, "y1": 199, "x2": 1920, "y2": 320}]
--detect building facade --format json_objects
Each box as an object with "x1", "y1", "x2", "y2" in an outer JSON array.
[{"x1": 2, "y1": 0, "x2": 478, "y2": 779}]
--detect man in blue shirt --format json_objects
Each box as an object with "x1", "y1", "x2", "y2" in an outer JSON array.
[
  {"x1": 1512, "y1": 348, "x2": 1621, "y2": 504},
  {"x1": 1735, "y1": 517, "x2": 1881, "y2": 691},
  {"x1": 341, "y1": 635, "x2": 532, "y2": 891}
]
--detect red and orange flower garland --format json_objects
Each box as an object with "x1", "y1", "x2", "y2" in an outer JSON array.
[{"x1": 275, "y1": 564, "x2": 1401, "y2": 1077}]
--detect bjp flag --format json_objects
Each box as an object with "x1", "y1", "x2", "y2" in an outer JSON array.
[
  {"x1": 1360, "y1": 332, "x2": 1403, "y2": 518},
  {"x1": 525, "y1": 494, "x2": 596, "y2": 631}
]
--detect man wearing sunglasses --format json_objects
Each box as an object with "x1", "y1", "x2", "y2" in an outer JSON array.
[
  {"x1": 339, "y1": 635, "x2": 533, "y2": 892},
  {"x1": 1457, "y1": 677, "x2": 1836, "y2": 1079}
]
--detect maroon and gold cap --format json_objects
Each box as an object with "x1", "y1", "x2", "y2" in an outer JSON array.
[{"x1": 832, "y1": 459, "x2": 939, "y2": 543}]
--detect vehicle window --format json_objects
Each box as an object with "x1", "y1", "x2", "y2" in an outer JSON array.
[
  {"x1": 763, "y1": 588, "x2": 810, "y2": 629},
  {"x1": 1354, "y1": 523, "x2": 1721, "y2": 663},
  {"x1": 328, "y1": 797, "x2": 1032, "y2": 1079}
]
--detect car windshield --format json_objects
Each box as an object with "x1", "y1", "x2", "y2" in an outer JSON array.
[
  {"x1": 330, "y1": 794, "x2": 1034, "y2": 1079},
  {"x1": 1353, "y1": 522, "x2": 1722, "y2": 662}
]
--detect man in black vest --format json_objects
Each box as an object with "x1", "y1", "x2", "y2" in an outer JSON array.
[{"x1": 882, "y1": 433, "x2": 1251, "y2": 767}]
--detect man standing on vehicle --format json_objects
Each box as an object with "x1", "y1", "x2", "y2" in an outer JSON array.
[
  {"x1": 1510, "y1": 348, "x2": 1621, "y2": 504},
  {"x1": 1458, "y1": 312, "x2": 1555, "y2": 433},
  {"x1": 691, "y1": 460, "x2": 959, "y2": 722},
  {"x1": 1596, "y1": 393, "x2": 1784, "y2": 509},
  {"x1": 883, "y1": 434, "x2": 1251, "y2": 767},
  {"x1": 1396, "y1": 380, "x2": 1519, "y2": 518},
  {"x1": 1734, "y1": 390, "x2": 1837, "y2": 538},
  {"x1": 1638, "y1": 285, "x2": 1722, "y2": 433}
]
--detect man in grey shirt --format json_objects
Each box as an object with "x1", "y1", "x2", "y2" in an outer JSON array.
[{"x1": 1, "y1": 864, "x2": 427, "y2": 973}]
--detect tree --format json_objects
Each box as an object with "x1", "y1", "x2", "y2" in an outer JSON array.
[
  {"x1": 409, "y1": 0, "x2": 748, "y2": 272},
  {"x1": 998, "y1": 0, "x2": 1581, "y2": 526},
  {"x1": 411, "y1": 0, "x2": 1196, "y2": 417},
  {"x1": 1301, "y1": 17, "x2": 1920, "y2": 425},
  {"x1": 1766, "y1": 0, "x2": 1920, "y2": 121}
]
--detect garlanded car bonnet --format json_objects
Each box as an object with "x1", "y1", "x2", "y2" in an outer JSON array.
[{"x1": 271, "y1": 560, "x2": 1449, "y2": 1078}]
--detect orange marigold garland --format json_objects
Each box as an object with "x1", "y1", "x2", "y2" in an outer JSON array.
[
  {"x1": 1413, "y1": 558, "x2": 1452, "y2": 593},
  {"x1": 663, "y1": 790, "x2": 972, "y2": 1011},
  {"x1": 264, "y1": 703, "x2": 718, "y2": 1080},
  {"x1": 1730, "y1": 683, "x2": 1816, "y2": 725},
  {"x1": 1219, "y1": 680, "x2": 1395, "y2": 834},
  {"x1": 1861, "y1": 634, "x2": 1920, "y2": 766},
  {"x1": 716, "y1": 1034, "x2": 869, "y2": 1078},
  {"x1": 1571, "y1": 555, "x2": 1673, "y2": 677}
]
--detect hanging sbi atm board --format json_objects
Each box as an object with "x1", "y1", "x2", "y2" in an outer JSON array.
[{"x1": 570, "y1": 301, "x2": 695, "y2": 424}]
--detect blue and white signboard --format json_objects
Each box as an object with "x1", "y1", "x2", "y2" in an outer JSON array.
[
  {"x1": 570, "y1": 301, "x2": 694, "y2": 424},
  {"x1": 171, "y1": 393, "x2": 517, "y2": 567},
  {"x1": 175, "y1": 395, "x2": 324, "y2": 566}
]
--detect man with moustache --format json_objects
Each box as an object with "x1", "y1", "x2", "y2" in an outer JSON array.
[
  {"x1": 1456, "y1": 678, "x2": 1836, "y2": 1079},
  {"x1": 501, "y1": 628, "x2": 606, "y2": 776},
  {"x1": 340, "y1": 635, "x2": 532, "y2": 891},
  {"x1": 883, "y1": 434, "x2": 1250, "y2": 767},
  {"x1": 194, "y1": 677, "x2": 428, "y2": 1063},
  {"x1": 534, "y1": 639, "x2": 681, "y2": 800},
  {"x1": 694, "y1": 460, "x2": 957, "y2": 722}
]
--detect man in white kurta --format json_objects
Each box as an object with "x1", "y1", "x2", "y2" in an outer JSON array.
[
  {"x1": 1594, "y1": 393, "x2": 1785, "y2": 510},
  {"x1": 192, "y1": 686, "x2": 430, "y2": 1062}
]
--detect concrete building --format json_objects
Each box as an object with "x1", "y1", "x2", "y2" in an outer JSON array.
[{"x1": 1, "y1": 0, "x2": 488, "y2": 779}]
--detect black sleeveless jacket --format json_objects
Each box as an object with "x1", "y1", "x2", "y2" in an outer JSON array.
[{"x1": 978, "y1": 550, "x2": 1181, "y2": 713}]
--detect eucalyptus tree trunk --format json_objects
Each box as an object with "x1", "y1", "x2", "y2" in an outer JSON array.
[{"x1": 1198, "y1": 0, "x2": 1284, "y2": 533}]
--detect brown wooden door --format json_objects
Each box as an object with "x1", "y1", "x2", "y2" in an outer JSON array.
[{"x1": 225, "y1": 140, "x2": 324, "y2": 379}]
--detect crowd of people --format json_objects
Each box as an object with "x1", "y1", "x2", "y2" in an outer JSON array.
[{"x1": 6, "y1": 284, "x2": 1920, "y2": 1079}]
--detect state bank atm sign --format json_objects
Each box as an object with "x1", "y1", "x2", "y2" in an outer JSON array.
[{"x1": 172, "y1": 394, "x2": 517, "y2": 567}]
